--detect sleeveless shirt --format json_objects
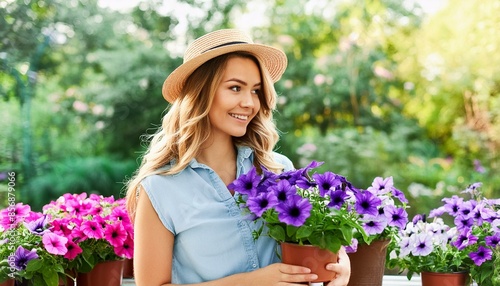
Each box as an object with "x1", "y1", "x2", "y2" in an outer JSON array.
[{"x1": 141, "y1": 146, "x2": 294, "y2": 283}]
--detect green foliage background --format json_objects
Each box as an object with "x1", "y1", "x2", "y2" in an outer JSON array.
[{"x1": 1, "y1": 0, "x2": 499, "y2": 212}]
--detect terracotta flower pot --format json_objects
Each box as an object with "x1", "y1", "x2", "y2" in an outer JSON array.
[
  {"x1": 421, "y1": 271, "x2": 471, "y2": 286},
  {"x1": 77, "y1": 260, "x2": 124, "y2": 286},
  {"x1": 347, "y1": 239, "x2": 389, "y2": 286},
  {"x1": 281, "y1": 242, "x2": 338, "y2": 283},
  {"x1": 0, "y1": 280, "x2": 14, "y2": 286},
  {"x1": 123, "y1": 258, "x2": 134, "y2": 278}
]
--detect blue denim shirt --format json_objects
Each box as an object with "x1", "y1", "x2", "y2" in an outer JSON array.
[{"x1": 141, "y1": 146, "x2": 294, "y2": 284}]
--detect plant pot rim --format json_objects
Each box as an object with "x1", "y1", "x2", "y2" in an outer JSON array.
[{"x1": 421, "y1": 271, "x2": 469, "y2": 275}]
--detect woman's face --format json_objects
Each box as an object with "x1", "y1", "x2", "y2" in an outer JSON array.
[{"x1": 208, "y1": 56, "x2": 261, "y2": 139}]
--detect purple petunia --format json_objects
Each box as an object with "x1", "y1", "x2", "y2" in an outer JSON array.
[
  {"x1": 384, "y1": 205, "x2": 409, "y2": 230},
  {"x1": 328, "y1": 189, "x2": 349, "y2": 209},
  {"x1": 469, "y1": 245, "x2": 493, "y2": 266},
  {"x1": 269, "y1": 179, "x2": 296, "y2": 204},
  {"x1": 275, "y1": 195, "x2": 312, "y2": 227},
  {"x1": 442, "y1": 195, "x2": 464, "y2": 216},
  {"x1": 11, "y1": 246, "x2": 39, "y2": 271},
  {"x1": 24, "y1": 214, "x2": 49, "y2": 235},
  {"x1": 227, "y1": 167, "x2": 260, "y2": 196},
  {"x1": 485, "y1": 233, "x2": 500, "y2": 247},
  {"x1": 452, "y1": 228, "x2": 478, "y2": 250},
  {"x1": 246, "y1": 191, "x2": 278, "y2": 217},
  {"x1": 313, "y1": 172, "x2": 342, "y2": 197},
  {"x1": 411, "y1": 233, "x2": 434, "y2": 256},
  {"x1": 361, "y1": 215, "x2": 387, "y2": 235},
  {"x1": 367, "y1": 176, "x2": 393, "y2": 195},
  {"x1": 354, "y1": 191, "x2": 382, "y2": 216}
]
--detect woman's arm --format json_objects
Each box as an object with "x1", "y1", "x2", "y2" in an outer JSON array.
[{"x1": 133, "y1": 186, "x2": 321, "y2": 286}]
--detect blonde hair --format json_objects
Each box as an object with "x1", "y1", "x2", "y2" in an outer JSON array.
[{"x1": 125, "y1": 52, "x2": 283, "y2": 219}]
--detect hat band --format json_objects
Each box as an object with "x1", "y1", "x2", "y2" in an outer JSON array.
[{"x1": 202, "y1": 41, "x2": 248, "y2": 53}]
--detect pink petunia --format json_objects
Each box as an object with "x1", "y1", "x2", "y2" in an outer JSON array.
[
  {"x1": 42, "y1": 232, "x2": 68, "y2": 255},
  {"x1": 104, "y1": 222, "x2": 127, "y2": 248},
  {"x1": 64, "y1": 240, "x2": 82, "y2": 260},
  {"x1": 114, "y1": 235, "x2": 134, "y2": 259},
  {"x1": 0, "y1": 203, "x2": 31, "y2": 230},
  {"x1": 81, "y1": 220, "x2": 104, "y2": 239}
]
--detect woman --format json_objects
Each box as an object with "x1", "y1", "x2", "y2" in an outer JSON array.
[{"x1": 126, "y1": 29, "x2": 350, "y2": 286}]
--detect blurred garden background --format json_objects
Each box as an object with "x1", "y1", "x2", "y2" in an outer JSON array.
[{"x1": 1, "y1": 0, "x2": 499, "y2": 217}]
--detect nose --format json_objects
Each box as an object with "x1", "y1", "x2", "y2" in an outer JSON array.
[{"x1": 240, "y1": 91, "x2": 257, "y2": 108}]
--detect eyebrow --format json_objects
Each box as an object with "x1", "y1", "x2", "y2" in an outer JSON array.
[{"x1": 225, "y1": 78, "x2": 261, "y2": 87}]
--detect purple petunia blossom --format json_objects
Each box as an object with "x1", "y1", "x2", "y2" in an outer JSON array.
[
  {"x1": 24, "y1": 214, "x2": 49, "y2": 235},
  {"x1": 354, "y1": 191, "x2": 382, "y2": 216},
  {"x1": 345, "y1": 238, "x2": 358, "y2": 253},
  {"x1": 269, "y1": 180, "x2": 296, "y2": 204},
  {"x1": 452, "y1": 228, "x2": 478, "y2": 250},
  {"x1": 485, "y1": 233, "x2": 500, "y2": 247},
  {"x1": 384, "y1": 205, "x2": 408, "y2": 230},
  {"x1": 411, "y1": 233, "x2": 433, "y2": 256},
  {"x1": 458, "y1": 200, "x2": 475, "y2": 218},
  {"x1": 428, "y1": 206, "x2": 446, "y2": 218},
  {"x1": 367, "y1": 176, "x2": 393, "y2": 195},
  {"x1": 469, "y1": 245, "x2": 493, "y2": 266},
  {"x1": 275, "y1": 195, "x2": 312, "y2": 227},
  {"x1": 313, "y1": 172, "x2": 342, "y2": 197},
  {"x1": 227, "y1": 167, "x2": 260, "y2": 196},
  {"x1": 246, "y1": 191, "x2": 278, "y2": 217},
  {"x1": 391, "y1": 187, "x2": 408, "y2": 204},
  {"x1": 361, "y1": 215, "x2": 387, "y2": 235},
  {"x1": 412, "y1": 214, "x2": 426, "y2": 224},
  {"x1": 398, "y1": 236, "x2": 412, "y2": 257},
  {"x1": 328, "y1": 189, "x2": 349, "y2": 209},
  {"x1": 42, "y1": 232, "x2": 68, "y2": 255},
  {"x1": 442, "y1": 195, "x2": 464, "y2": 216},
  {"x1": 454, "y1": 215, "x2": 474, "y2": 230},
  {"x1": 11, "y1": 246, "x2": 38, "y2": 271}
]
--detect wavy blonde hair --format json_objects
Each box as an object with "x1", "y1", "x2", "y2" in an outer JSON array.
[{"x1": 125, "y1": 52, "x2": 283, "y2": 219}]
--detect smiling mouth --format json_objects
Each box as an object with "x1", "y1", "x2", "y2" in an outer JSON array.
[{"x1": 229, "y1": 113, "x2": 249, "y2": 120}]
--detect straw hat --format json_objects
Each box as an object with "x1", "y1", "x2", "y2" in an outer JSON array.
[{"x1": 162, "y1": 29, "x2": 288, "y2": 103}]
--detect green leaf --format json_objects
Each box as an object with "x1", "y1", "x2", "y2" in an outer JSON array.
[
  {"x1": 268, "y1": 225, "x2": 285, "y2": 242},
  {"x1": 324, "y1": 234, "x2": 341, "y2": 253},
  {"x1": 42, "y1": 269, "x2": 59, "y2": 286},
  {"x1": 286, "y1": 225, "x2": 298, "y2": 237},
  {"x1": 25, "y1": 259, "x2": 43, "y2": 272},
  {"x1": 295, "y1": 226, "x2": 313, "y2": 239}
]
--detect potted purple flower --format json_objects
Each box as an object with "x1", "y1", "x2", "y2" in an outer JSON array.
[
  {"x1": 228, "y1": 160, "x2": 408, "y2": 283},
  {"x1": 387, "y1": 182, "x2": 500, "y2": 286},
  {"x1": 346, "y1": 176, "x2": 409, "y2": 286}
]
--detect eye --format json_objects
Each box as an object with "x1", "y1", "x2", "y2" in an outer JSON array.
[
  {"x1": 230, "y1": 86, "x2": 241, "y2": 92},
  {"x1": 251, "y1": 88, "x2": 260, "y2": 94}
]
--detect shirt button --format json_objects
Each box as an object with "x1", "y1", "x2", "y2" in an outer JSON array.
[{"x1": 252, "y1": 264, "x2": 257, "y2": 268}]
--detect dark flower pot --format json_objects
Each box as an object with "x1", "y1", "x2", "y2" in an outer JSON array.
[
  {"x1": 347, "y1": 239, "x2": 390, "y2": 286},
  {"x1": 77, "y1": 260, "x2": 124, "y2": 286},
  {"x1": 0, "y1": 280, "x2": 14, "y2": 286},
  {"x1": 281, "y1": 242, "x2": 338, "y2": 283},
  {"x1": 421, "y1": 271, "x2": 471, "y2": 286}
]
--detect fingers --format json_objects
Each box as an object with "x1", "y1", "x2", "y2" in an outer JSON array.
[
  {"x1": 277, "y1": 263, "x2": 319, "y2": 282},
  {"x1": 325, "y1": 247, "x2": 351, "y2": 286}
]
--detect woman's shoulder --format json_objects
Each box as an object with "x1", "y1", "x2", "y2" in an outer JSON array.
[{"x1": 272, "y1": 151, "x2": 294, "y2": 171}]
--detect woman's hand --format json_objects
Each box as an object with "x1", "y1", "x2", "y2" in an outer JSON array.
[
  {"x1": 325, "y1": 247, "x2": 351, "y2": 286},
  {"x1": 241, "y1": 263, "x2": 319, "y2": 285}
]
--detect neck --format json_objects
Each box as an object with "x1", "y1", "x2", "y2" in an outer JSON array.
[{"x1": 197, "y1": 135, "x2": 236, "y2": 169}]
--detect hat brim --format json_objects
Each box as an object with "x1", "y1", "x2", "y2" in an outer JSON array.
[{"x1": 162, "y1": 43, "x2": 287, "y2": 103}]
